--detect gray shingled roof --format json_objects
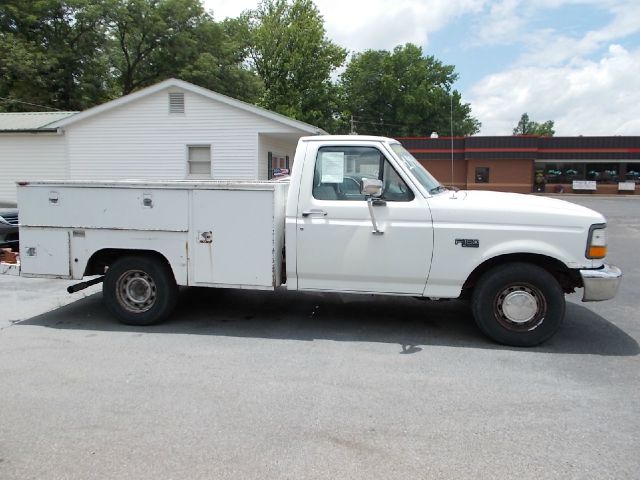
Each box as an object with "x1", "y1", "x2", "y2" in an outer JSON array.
[{"x1": 0, "y1": 111, "x2": 78, "y2": 131}]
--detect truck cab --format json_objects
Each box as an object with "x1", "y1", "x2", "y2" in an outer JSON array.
[{"x1": 286, "y1": 135, "x2": 621, "y2": 346}]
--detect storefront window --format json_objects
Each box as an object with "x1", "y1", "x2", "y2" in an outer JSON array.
[
  {"x1": 538, "y1": 163, "x2": 585, "y2": 184},
  {"x1": 475, "y1": 167, "x2": 489, "y2": 183},
  {"x1": 535, "y1": 162, "x2": 640, "y2": 184},
  {"x1": 623, "y1": 163, "x2": 640, "y2": 184},
  {"x1": 585, "y1": 163, "x2": 619, "y2": 184}
]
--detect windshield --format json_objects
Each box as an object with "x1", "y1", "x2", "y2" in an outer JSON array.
[{"x1": 389, "y1": 143, "x2": 445, "y2": 195}]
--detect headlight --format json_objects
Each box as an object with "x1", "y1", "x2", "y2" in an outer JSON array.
[{"x1": 586, "y1": 224, "x2": 607, "y2": 259}]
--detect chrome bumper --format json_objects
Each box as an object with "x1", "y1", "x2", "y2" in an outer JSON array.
[{"x1": 580, "y1": 263, "x2": 622, "y2": 302}]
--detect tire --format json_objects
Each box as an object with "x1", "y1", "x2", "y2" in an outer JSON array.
[
  {"x1": 471, "y1": 262, "x2": 565, "y2": 347},
  {"x1": 103, "y1": 255, "x2": 178, "y2": 326}
]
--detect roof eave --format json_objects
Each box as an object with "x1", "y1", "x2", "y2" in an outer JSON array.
[
  {"x1": 0, "y1": 128, "x2": 61, "y2": 134},
  {"x1": 48, "y1": 79, "x2": 324, "y2": 134}
]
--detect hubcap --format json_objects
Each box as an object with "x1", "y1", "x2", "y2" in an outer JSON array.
[
  {"x1": 116, "y1": 270, "x2": 157, "y2": 313},
  {"x1": 502, "y1": 291, "x2": 538, "y2": 323},
  {"x1": 495, "y1": 284, "x2": 546, "y2": 331}
]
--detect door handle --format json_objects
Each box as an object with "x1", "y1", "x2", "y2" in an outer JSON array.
[{"x1": 302, "y1": 209, "x2": 328, "y2": 217}]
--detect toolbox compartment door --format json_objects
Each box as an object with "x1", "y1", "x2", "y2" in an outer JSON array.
[{"x1": 19, "y1": 228, "x2": 71, "y2": 278}]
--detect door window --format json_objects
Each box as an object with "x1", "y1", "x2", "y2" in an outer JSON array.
[{"x1": 312, "y1": 146, "x2": 414, "y2": 201}]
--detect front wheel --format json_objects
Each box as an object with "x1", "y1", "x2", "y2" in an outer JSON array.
[
  {"x1": 471, "y1": 262, "x2": 565, "y2": 347},
  {"x1": 103, "y1": 256, "x2": 178, "y2": 326}
]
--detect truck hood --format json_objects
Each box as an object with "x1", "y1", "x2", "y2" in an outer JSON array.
[{"x1": 429, "y1": 190, "x2": 605, "y2": 227}]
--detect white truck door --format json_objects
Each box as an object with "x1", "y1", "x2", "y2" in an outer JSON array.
[{"x1": 295, "y1": 144, "x2": 433, "y2": 294}]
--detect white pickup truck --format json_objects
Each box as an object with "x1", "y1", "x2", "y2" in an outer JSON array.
[{"x1": 3, "y1": 135, "x2": 622, "y2": 346}]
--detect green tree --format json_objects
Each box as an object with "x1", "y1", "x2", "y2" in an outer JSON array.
[
  {"x1": 340, "y1": 44, "x2": 480, "y2": 137},
  {"x1": 105, "y1": 0, "x2": 262, "y2": 101},
  {"x1": 0, "y1": 0, "x2": 269, "y2": 111},
  {"x1": 243, "y1": 0, "x2": 346, "y2": 130},
  {"x1": 0, "y1": 0, "x2": 112, "y2": 111},
  {"x1": 513, "y1": 113, "x2": 555, "y2": 136},
  {"x1": 106, "y1": 0, "x2": 207, "y2": 95},
  {"x1": 178, "y1": 17, "x2": 263, "y2": 103}
]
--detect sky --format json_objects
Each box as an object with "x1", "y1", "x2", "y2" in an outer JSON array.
[{"x1": 203, "y1": 0, "x2": 640, "y2": 136}]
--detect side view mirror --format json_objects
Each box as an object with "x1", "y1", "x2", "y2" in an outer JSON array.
[
  {"x1": 361, "y1": 178, "x2": 384, "y2": 235},
  {"x1": 361, "y1": 178, "x2": 383, "y2": 197}
]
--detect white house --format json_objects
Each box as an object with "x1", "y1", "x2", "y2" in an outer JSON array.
[
  {"x1": 0, "y1": 79, "x2": 325, "y2": 205},
  {"x1": 0, "y1": 111, "x2": 76, "y2": 206}
]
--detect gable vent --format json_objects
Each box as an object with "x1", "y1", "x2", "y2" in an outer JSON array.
[{"x1": 168, "y1": 92, "x2": 185, "y2": 114}]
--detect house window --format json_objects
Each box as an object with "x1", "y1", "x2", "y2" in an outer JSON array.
[
  {"x1": 475, "y1": 167, "x2": 490, "y2": 183},
  {"x1": 169, "y1": 92, "x2": 185, "y2": 114},
  {"x1": 188, "y1": 146, "x2": 211, "y2": 177}
]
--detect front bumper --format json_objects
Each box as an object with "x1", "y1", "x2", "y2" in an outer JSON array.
[{"x1": 580, "y1": 263, "x2": 622, "y2": 302}]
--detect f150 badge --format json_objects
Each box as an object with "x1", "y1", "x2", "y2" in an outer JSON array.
[{"x1": 455, "y1": 239, "x2": 479, "y2": 248}]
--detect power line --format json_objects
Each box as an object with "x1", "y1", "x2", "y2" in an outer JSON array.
[
  {"x1": 351, "y1": 115, "x2": 453, "y2": 133},
  {"x1": 0, "y1": 96, "x2": 64, "y2": 112},
  {"x1": 351, "y1": 117, "x2": 411, "y2": 129}
]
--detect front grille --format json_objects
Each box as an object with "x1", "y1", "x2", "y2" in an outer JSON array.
[{"x1": 1, "y1": 213, "x2": 19, "y2": 225}]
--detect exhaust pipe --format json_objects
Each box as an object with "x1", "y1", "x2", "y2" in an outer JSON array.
[{"x1": 67, "y1": 276, "x2": 104, "y2": 294}]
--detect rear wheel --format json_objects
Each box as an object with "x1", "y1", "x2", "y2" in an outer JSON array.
[
  {"x1": 103, "y1": 256, "x2": 177, "y2": 326},
  {"x1": 471, "y1": 262, "x2": 565, "y2": 347}
]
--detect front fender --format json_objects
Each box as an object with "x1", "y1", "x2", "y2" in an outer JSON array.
[{"x1": 424, "y1": 226, "x2": 597, "y2": 298}]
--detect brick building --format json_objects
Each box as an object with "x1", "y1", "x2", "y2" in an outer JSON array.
[{"x1": 399, "y1": 135, "x2": 640, "y2": 194}]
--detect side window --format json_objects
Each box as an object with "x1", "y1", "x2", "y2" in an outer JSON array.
[{"x1": 312, "y1": 146, "x2": 414, "y2": 201}]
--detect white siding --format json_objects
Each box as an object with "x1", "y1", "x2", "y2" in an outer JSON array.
[
  {"x1": 0, "y1": 134, "x2": 67, "y2": 206},
  {"x1": 258, "y1": 134, "x2": 299, "y2": 180},
  {"x1": 65, "y1": 89, "x2": 306, "y2": 181}
]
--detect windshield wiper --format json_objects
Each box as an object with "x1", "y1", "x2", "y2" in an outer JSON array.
[{"x1": 429, "y1": 185, "x2": 448, "y2": 195}]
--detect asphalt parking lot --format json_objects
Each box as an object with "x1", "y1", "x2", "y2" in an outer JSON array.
[{"x1": 0, "y1": 196, "x2": 638, "y2": 479}]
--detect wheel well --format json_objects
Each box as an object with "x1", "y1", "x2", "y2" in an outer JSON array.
[
  {"x1": 84, "y1": 249, "x2": 174, "y2": 279},
  {"x1": 463, "y1": 253, "x2": 582, "y2": 294}
]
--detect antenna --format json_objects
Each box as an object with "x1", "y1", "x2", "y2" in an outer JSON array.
[{"x1": 450, "y1": 93, "x2": 454, "y2": 189}]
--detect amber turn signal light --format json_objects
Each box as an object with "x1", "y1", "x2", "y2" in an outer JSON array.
[{"x1": 587, "y1": 245, "x2": 607, "y2": 259}]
